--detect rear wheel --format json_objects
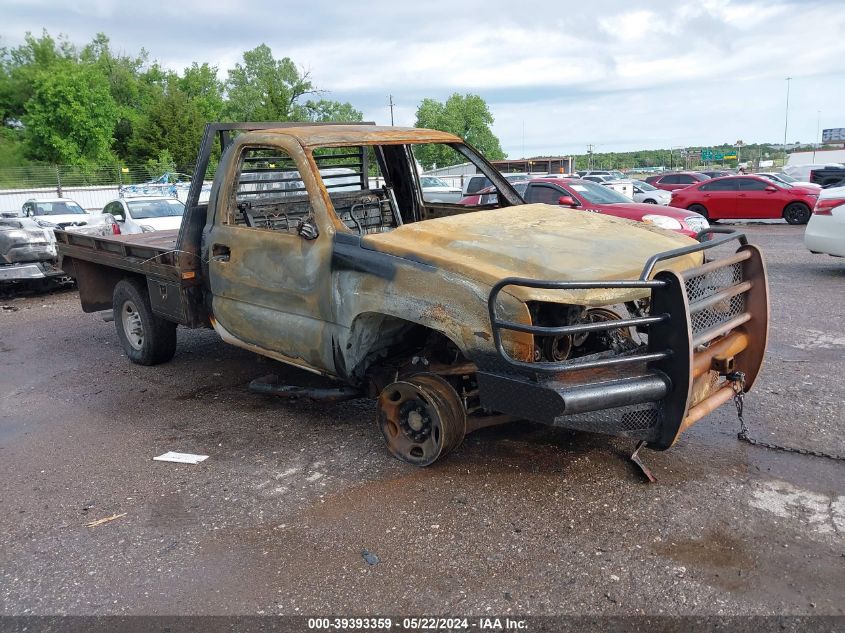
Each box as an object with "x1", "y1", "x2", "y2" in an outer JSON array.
[
  {"x1": 688, "y1": 204, "x2": 709, "y2": 220},
  {"x1": 113, "y1": 278, "x2": 177, "y2": 365},
  {"x1": 783, "y1": 202, "x2": 811, "y2": 225},
  {"x1": 377, "y1": 373, "x2": 466, "y2": 466}
]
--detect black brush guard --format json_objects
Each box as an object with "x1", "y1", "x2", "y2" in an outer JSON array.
[{"x1": 479, "y1": 229, "x2": 769, "y2": 450}]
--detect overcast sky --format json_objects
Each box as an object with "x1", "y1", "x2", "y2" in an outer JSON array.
[{"x1": 2, "y1": 0, "x2": 844, "y2": 158}]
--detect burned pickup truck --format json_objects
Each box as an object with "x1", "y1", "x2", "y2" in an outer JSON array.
[{"x1": 56, "y1": 123, "x2": 769, "y2": 466}]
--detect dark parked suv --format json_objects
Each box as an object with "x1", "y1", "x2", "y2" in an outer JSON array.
[{"x1": 645, "y1": 172, "x2": 710, "y2": 191}]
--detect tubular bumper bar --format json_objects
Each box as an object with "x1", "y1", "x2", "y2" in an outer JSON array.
[{"x1": 480, "y1": 229, "x2": 769, "y2": 450}]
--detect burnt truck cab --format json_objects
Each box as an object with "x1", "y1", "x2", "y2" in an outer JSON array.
[{"x1": 57, "y1": 123, "x2": 769, "y2": 467}]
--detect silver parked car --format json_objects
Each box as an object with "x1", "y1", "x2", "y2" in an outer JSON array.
[
  {"x1": 420, "y1": 176, "x2": 463, "y2": 203},
  {"x1": 631, "y1": 180, "x2": 672, "y2": 205}
]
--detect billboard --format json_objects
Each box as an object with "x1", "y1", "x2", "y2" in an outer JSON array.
[{"x1": 822, "y1": 128, "x2": 845, "y2": 143}]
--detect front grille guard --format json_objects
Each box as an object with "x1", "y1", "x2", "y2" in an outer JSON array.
[{"x1": 487, "y1": 228, "x2": 750, "y2": 375}]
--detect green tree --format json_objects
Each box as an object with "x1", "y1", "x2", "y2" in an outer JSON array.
[
  {"x1": 144, "y1": 148, "x2": 177, "y2": 179},
  {"x1": 413, "y1": 93, "x2": 505, "y2": 169},
  {"x1": 0, "y1": 126, "x2": 28, "y2": 168},
  {"x1": 23, "y1": 61, "x2": 118, "y2": 164},
  {"x1": 129, "y1": 80, "x2": 204, "y2": 170},
  {"x1": 0, "y1": 30, "x2": 77, "y2": 125},
  {"x1": 179, "y1": 62, "x2": 224, "y2": 122},
  {"x1": 304, "y1": 98, "x2": 363, "y2": 123},
  {"x1": 224, "y1": 44, "x2": 317, "y2": 121},
  {"x1": 80, "y1": 33, "x2": 150, "y2": 159},
  {"x1": 1, "y1": 31, "x2": 368, "y2": 169}
]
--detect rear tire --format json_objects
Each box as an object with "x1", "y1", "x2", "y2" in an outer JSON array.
[
  {"x1": 783, "y1": 202, "x2": 811, "y2": 225},
  {"x1": 113, "y1": 278, "x2": 177, "y2": 365},
  {"x1": 688, "y1": 204, "x2": 710, "y2": 220}
]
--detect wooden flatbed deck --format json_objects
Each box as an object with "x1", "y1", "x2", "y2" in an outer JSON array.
[{"x1": 55, "y1": 228, "x2": 184, "y2": 282}]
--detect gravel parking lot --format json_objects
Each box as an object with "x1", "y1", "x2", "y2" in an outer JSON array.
[{"x1": 1, "y1": 223, "x2": 843, "y2": 616}]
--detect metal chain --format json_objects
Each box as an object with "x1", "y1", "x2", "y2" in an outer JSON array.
[{"x1": 728, "y1": 371, "x2": 845, "y2": 462}]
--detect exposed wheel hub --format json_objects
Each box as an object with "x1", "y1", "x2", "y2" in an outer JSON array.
[
  {"x1": 399, "y1": 400, "x2": 432, "y2": 442},
  {"x1": 377, "y1": 374, "x2": 467, "y2": 467}
]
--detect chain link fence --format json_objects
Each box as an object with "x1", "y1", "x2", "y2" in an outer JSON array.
[{"x1": 0, "y1": 164, "x2": 214, "y2": 213}]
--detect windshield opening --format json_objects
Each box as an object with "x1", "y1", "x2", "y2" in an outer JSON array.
[
  {"x1": 229, "y1": 139, "x2": 521, "y2": 238},
  {"x1": 410, "y1": 142, "x2": 522, "y2": 212},
  {"x1": 127, "y1": 199, "x2": 185, "y2": 219}
]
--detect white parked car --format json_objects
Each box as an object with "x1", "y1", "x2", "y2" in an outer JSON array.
[
  {"x1": 631, "y1": 180, "x2": 672, "y2": 205},
  {"x1": 757, "y1": 172, "x2": 819, "y2": 189},
  {"x1": 580, "y1": 174, "x2": 615, "y2": 184},
  {"x1": 805, "y1": 185, "x2": 845, "y2": 258},
  {"x1": 21, "y1": 198, "x2": 116, "y2": 237},
  {"x1": 420, "y1": 176, "x2": 463, "y2": 203},
  {"x1": 101, "y1": 196, "x2": 185, "y2": 234},
  {"x1": 578, "y1": 169, "x2": 626, "y2": 180},
  {"x1": 580, "y1": 175, "x2": 634, "y2": 199},
  {"x1": 462, "y1": 172, "x2": 529, "y2": 195}
]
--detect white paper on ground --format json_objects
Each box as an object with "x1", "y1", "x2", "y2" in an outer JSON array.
[{"x1": 153, "y1": 451, "x2": 209, "y2": 464}]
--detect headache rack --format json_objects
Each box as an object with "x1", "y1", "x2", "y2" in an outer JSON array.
[{"x1": 480, "y1": 228, "x2": 769, "y2": 449}]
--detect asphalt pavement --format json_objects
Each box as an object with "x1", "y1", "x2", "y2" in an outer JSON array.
[{"x1": 1, "y1": 223, "x2": 843, "y2": 616}]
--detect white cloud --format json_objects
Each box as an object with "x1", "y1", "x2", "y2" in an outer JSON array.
[{"x1": 2, "y1": 0, "x2": 844, "y2": 155}]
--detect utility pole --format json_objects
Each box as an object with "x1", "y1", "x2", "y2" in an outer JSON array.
[
  {"x1": 522, "y1": 120, "x2": 525, "y2": 160},
  {"x1": 782, "y1": 77, "x2": 791, "y2": 166},
  {"x1": 389, "y1": 94, "x2": 395, "y2": 126},
  {"x1": 587, "y1": 144, "x2": 594, "y2": 169},
  {"x1": 813, "y1": 110, "x2": 821, "y2": 162}
]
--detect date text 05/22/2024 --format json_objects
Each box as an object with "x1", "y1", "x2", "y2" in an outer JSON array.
[{"x1": 307, "y1": 617, "x2": 528, "y2": 630}]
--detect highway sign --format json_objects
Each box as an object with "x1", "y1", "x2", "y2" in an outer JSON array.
[{"x1": 822, "y1": 128, "x2": 845, "y2": 143}]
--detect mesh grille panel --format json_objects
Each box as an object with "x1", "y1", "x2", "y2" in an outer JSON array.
[
  {"x1": 555, "y1": 402, "x2": 662, "y2": 440},
  {"x1": 690, "y1": 294, "x2": 745, "y2": 334},
  {"x1": 685, "y1": 263, "x2": 743, "y2": 302},
  {"x1": 686, "y1": 262, "x2": 746, "y2": 335}
]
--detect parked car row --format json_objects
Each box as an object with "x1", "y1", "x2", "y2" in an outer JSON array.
[
  {"x1": 18, "y1": 195, "x2": 186, "y2": 235},
  {"x1": 452, "y1": 168, "x2": 834, "y2": 228},
  {"x1": 1, "y1": 194, "x2": 185, "y2": 286},
  {"x1": 458, "y1": 177, "x2": 708, "y2": 238}
]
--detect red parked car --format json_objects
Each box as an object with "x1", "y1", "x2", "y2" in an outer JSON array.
[
  {"x1": 668, "y1": 175, "x2": 821, "y2": 225},
  {"x1": 482, "y1": 178, "x2": 708, "y2": 237},
  {"x1": 645, "y1": 172, "x2": 710, "y2": 191}
]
